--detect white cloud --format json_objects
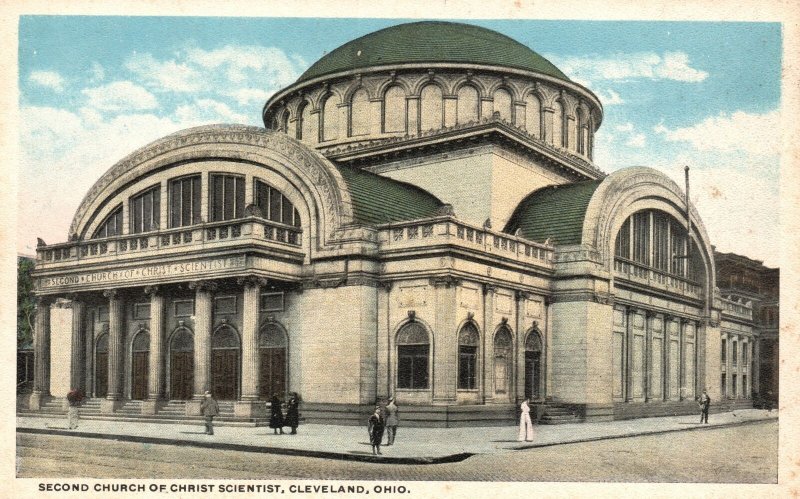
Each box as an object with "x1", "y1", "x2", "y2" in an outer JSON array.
[
  {"x1": 654, "y1": 110, "x2": 780, "y2": 157},
  {"x1": 175, "y1": 98, "x2": 250, "y2": 124},
  {"x1": 615, "y1": 122, "x2": 634, "y2": 132},
  {"x1": 125, "y1": 52, "x2": 201, "y2": 92},
  {"x1": 29, "y1": 70, "x2": 65, "y2": 92},
  {"x1": 224, "y1": 87, "x2": 274, "y2": 106},
  {"x1": 551, "y1": 51, "x2": 708, "y2": 84},
  {"x1": 186, "y1": 45, "x2": 304, "y2": 89},
  {"x1": 625, "y1": 133, "x2": 646, "y2": 148},
  {"x1": 82, "y1": 81, "x2": 159, "y2": 112},
  {"x1": 89, "y1": 62, "x2": 106, "y2": 83}
]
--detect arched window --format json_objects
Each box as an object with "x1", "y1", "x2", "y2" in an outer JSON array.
[
  {"x1": 552, "y1": 100, "x2": 564, "y2": 147},
  {"x1": 525, "y1": 330, "x2": 543, "y2": 400},
  {"x1": 456, "y1": 85, "x2": 479, "y2": 124},
  {"x1": 396, "y1": 322, "x2": 430, "y2": 389},
  {"x1": 576, "y1": 108, "x2": 586, "y2": 155},
  {"x1": 419, "y1": 84, "x2": 443, "y2": 132},
  {"x1": 322, "y1": 94, "x2": 339, "y2": 141},
  {"x1": 494, "y1": 327, "x2": 513, "y2": 395},
  {"x1": 212, "y1": 325, "x2": 240, "y2": 349},
  {"x1": 494, "y1": 88, "x2": 512, "y2": 122},
  {"x1": 350, "y1": 88, "x2": 370, "y2": 136},
  {"x1": 92, "y1": 205, "x2": 123, "y2": 239},
  {"x1": 209, "y1": 174, "x2": 245, "y2": 222},
  {"x1": 131, "y1": 330, "x2": 150, "y2": 400},
  {"x1": 588, "y1": 117, "x2": 595, "y2": 159},
  {"x1": 383, "y1": 85, "x2": 406, "y2": 133},
  {"x1": 524, "y1": 94, "x2": 541, "y2": 138},
  {"x1": 614, "y1": 210, "x2": 698, "y2": 279},
  {"x1": 280, "y1": 110, "x2": 290, "y2": 134},
  {"x1": 254, "y1": 180, "x2": 301, "y2": 227},
  {"x1": 259, "y1": 323, "x2": 288, "y2": 399},
  {"x1": 129, "y1": 185, "x2": 160, "y2": 234},
  {"x1": 458, "y1": 323, "x2": 479, "y2": 390},
  {"x1": 297, "y1": 101, "x2": 315, "y2": 141}
]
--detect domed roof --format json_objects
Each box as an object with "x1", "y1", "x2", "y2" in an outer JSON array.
[{"x1": 297, "y1": 21, "x2": 570, "y2": 83}]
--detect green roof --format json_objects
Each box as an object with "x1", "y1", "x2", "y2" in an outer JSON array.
[
  {"x1": 298, "y1": 21, "x2": 569, "y2": 83},
  {"x1": 337, "y1": 166, "x2": 444, "y2": 225},
  {"x1": 504, "y1": 181, "x2": 602, "y2": 245}
]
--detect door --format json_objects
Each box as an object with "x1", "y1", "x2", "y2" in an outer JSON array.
[
  {"x1": 259, "y1": 347, "x2": 286, "y2": 399},
  {"x1": 170, "y1": 351, "x2": 193, "y2": 400},
  {"x1": 95, "y1": 352, "x2": 108, "y2": 398},
  {"x1": 131, "y1": 351, "x2": 149, "y2": 400},
  {"x1": 211, "y1": 349, "x2": 239, "y2": 400},
  {"x1": 525, "y1": 351, "x2": 541, "y2": 400}
]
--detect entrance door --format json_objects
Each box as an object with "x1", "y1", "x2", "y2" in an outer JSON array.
[
  {"x1": 95, "y1": 352, "x2": 108, "y2": 398},
  {"x1": 259, "y1": 347, "x2": 286, "y2": 399},
  {"x1": 170, "y1": 351, "x2": 193, "y2": 400},
  {"x1": 525, "y1": 351, "x2": 541, "y2": 400},
  {"x1": 493, "y1": 327, "x2": 513, "y2": 401},
  {"x1": 132, "y1": 352, "x2": 149, "y2": 400},
  {"x1": 211, "y1": 349, "x2": 239, "y2": 400}
]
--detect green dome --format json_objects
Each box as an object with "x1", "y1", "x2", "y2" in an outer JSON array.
[{"x1": 298, "y1": 21, "x2": 570, "y2": 83}]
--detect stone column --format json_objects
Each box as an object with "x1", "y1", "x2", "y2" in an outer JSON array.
[
  {"x1": 679, "y1": 318, "x2": 687, "y2": 401},
  {"x1": 514, "y1": 291, "x2": 526, "y2": 403},
  {"x1": 625, "y1": 306, "x2": 633, "y2": 402},
  {"x1": 481, "y1": 284, "x2": 496, "y2": 403},
  {"x1": 187, "y1": 280, "x2": 215, "y2": 415},
  {"x1": 235, "y1": 276, "x2": 266, "y2": 418},
  {"x1": 431, "y1": 276, "x2": 458, "y2": 404},
  {"x1": 644, "y1": 310, "x2": 653, "y2": 402},
  {"x1": 101, "y1": 289, "x2": 124, "y2": 413},
  {"x1": 69, "y1": 295, "x2": 85, "y2": 392},
  {"x1": 376, "y1": 282, "x2": 393, "y2": 400},
  {"x1": 30, "y1": 298, "x2": 52, "y2": 411},
  {"x1": 142, "y1": 286, "x2": 164, "y2": 415}
]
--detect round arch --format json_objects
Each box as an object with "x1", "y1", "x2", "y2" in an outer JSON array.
[
  {"x1": 259, "y1": 321, "x2": 289, "y2": 400},
  {"x1": 456, "y1": 320, "x2": 481, "y2": 391},
  {"x1": 130, "y1": 329, "x2": 150, "y2": 400},
  {"x1": 524, "y1": 327, "x2": 544, "y2": 400},
  {"x1": 168, "y1": 326, "x2": 194, "y2": 400},
  {"x1": 492, "y1": 324, "x2": 514, "y2": 401},
  {"x1": 394, "y1": 319, "x2": 433, "y2": 395}
]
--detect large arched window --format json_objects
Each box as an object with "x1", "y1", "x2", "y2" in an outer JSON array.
[
  {"x1": 259, "y1": 323, "x2": 287, "y2": 399},
  {"x1": 92, "y1": 205, "x2": 123, "y2": 239},
  {"x1": 493, "y1": 327, "x2": 513, "y2": 396},
  {"x1": 525, "y1": 330, "x2": 543, "y2": 400},
  {"x1": 383, "y1": 85, "x2": 406, "y2": 133},
  {"x1": 322, "y1": 94, "x2": 339, "y2": 141},
  {"x1": 458, "y1": 323, "x2": 479, "y2": 390},
  {"x1": 350, "y1": 88, "x2": 370, "y2": 136},
  {"x1": 419, "y1": 84, "x2": 443, "y2": 132},
  {"x1": 493, "y1": 88, "x2": 512, "y2": 122},
  {"x1": 456, "y1": 85, "x2": 479, "y2": 124},
  {"x1": 396, "y1": 322, "x2": 430, "y2": 389},
  {"x1": 524, "y1": 93, "x2": 541, "y2": 138}
]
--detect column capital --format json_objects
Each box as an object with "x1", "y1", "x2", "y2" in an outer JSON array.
[
  {"x1": 144, "y1": 285, "x2": 161, "y2": 297},
  {"x1": 430, "y1": 276, "x2": 460, "y2": 289},
  {"x1": 380, "y1": 281, "x2": 393, "y2": 293},
  {"x1": 66, "y1": 292, "x2": 84, "y2": 303},
  {"x1": 645, "y1": 310, "x2": 656, "y2": 318},
  {"x1": 103, "y1": 289, "x2": 120, "y2": 300},
  {"x1": 237, "y1": 276, "x2": 268, "y2": 289},
  {"x1": 482, "y1": 283, "x2": 497, "y2": 296},
  {"x1": 35, "y1": 295, "x2": 55, "y2": 308},
  {"x1": 188, "y1": 280, "x2": 219, "y2": 293},
  {"x1": 514, "y1": 290, "x2": 529, "y2": 302}
]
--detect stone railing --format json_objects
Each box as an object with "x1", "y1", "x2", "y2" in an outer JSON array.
[
  {"x1": 720, "y1": 296, "x2": 753, "y2": 321},
  {"x1": 613, "y1": 257, "x2": 702, "y2": 298},
  {"x1": 378, "y1": 217, "x2": 554, "y2": 267},
  {"x1": 36, "y1": 217, "x2": 303, "y2": 265}
]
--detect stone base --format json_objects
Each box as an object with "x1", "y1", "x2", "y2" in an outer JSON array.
[
  {"x1": 234, "y1": 400, "x2": 266, "y2": 419},
  {"x1": 28, "y1": 392, "x2": 45, "y2": 411},
  {"x1": 185, "y1": 400, "x2": 202, "y2": 416},
  {"x1": 141, "y1": 399, "x2": 161, "y2": 415},
  {"x1": 100, "y1": 399, "x2": 121, "y2": 414}
]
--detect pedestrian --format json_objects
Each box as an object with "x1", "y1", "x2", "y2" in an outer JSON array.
[
  {"x1": 200, "y1": 391, "x2": 219, "y2": 435},
  {"x1": 268, "y1": 394, "x2": 284, "y2": 435},
  {"x1": 284, "y1": 392, "x2": 300, "y2": 435},
  {"x1": 518, "y1": 398, "x2": 534, "y2": 442},
  {"x1": 384, "y1": 397, "x2": 399, "y2": 445},
  {"x1": 368, "y1": 406, "x2": 385, "y2": 455},
  {"x1": 698, "y1": 389, "x2": 711, "y2": 424},
  {"x1": 66, "y1": 388, "x2": 84, "y2": 429}
]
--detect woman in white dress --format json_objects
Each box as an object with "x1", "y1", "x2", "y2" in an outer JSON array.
[{"x1": 518, "y1": 398, "x2": 534, "y2": 442}]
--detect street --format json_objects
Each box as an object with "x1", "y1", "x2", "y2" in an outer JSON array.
[{"x1": 16, "y1": 420, "x2": 776, "y2": 483}]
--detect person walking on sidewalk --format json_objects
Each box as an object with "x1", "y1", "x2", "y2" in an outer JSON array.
[
  {"x1": 268, "y1": 394, "x2": 284, "y2": 435},
  {"x1": 384, "y1": 397, "x2": 399, "y2": 446},
  {"x1": 518, "y1": 398, "x2": 534, "y2": 442},
  {"x1": 66, "y1": 388, "x2": 84, "y2": 429},
  {"x1": 284, "y1": 392, "x2": 300, "y2": 435},
  {"x1": 368, "y1": 406, "x2": 385, "y2": 455},
  {"x1": 699, "y1": 389, "x2": 711, "y2": 424},
  {"x1": 201, "y1": 391, "x2": 219, "y2": 435}
]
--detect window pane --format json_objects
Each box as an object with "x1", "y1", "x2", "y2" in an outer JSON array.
[
  {"x1": 524, "y1": 94, "x2": 540, "y2": 137},
  {"x1": 170, "y1": 180, "x2": 181, "y2": 227},
  {"x1": 142, "y1": 191, "x2": 153, "y2": 232},
  {"x1": 269, "y1": 187, "x2": 282, "y2": 223},
  {"x1": 256, "y1": 181, "x2": 269, "y2": 217},
  {"x1": 397, "y1": 354, "x2": 412, "y2": 389},
  {"x1": 235, "y1": 177, "x2": 244, "y2": 219},
  {"x1": 152, "y1": 187, "x2": 160, "y2": 229},
  {"x1": 282, "y1": 195, "x2": 293, "y2": 225},
  {"x1": 181, "y1": 178, "x2": 192, "y2": 226},
  {"x1": 494, "y1": 88, "x2": 512, "y2": 122},
  {"x1": 191, "y1": 176, "x2": 201, "y2": 224}
]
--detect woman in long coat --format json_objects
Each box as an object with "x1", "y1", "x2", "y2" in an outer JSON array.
[
  {"x1": 284, "y1": 392, "x2": 300, "y2": 434},
  {"x1": 368, "y1": 406, "x2": 385, "y2": 455},
  {"x1": 268, "y1": 395, "x2": 284, "y2": 434},
  {"x1": 517, "y1": 398, "x2": 534, "y2": 442}
]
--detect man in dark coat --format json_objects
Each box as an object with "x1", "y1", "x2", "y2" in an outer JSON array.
[
  {"x1": 284, "y1": 392, "x2": 300, "y2": 434},
  {"x1": 384, "y1": 397, "x2": 399, "y2": 445},
  {"x1": 368, "y1": 406, "x2": 385, "y2": 455},
  {"x1": 200, "y1": 391, "x2": 220, "y2": 435},
  {"x1": 699, "y1": 389, "x2": 711, "y2": 424},
  {"x1": 66, "y1": 388, "x2": 84, "y2": 429},
  {"x1": 268, "y1": 395, "x2": 284, "y2": 434}
]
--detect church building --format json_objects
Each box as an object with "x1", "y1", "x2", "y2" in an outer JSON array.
[{"x1": 28, "y1": 21, "x2": 760, "y2": 425}]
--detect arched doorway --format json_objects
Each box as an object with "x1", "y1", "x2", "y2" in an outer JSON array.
[
  {"x1": 94, "y1": 333, "x2": 109, "y2": 398},
  {"x1": 131, "y1": 330, "x2": 150, "y2": 400},
  {"x1": 169, "y1": 328, "x2": 194, "y2": 400},
  {"x1": 396, "y1": 322, "x2": 431, "y2": 390},
  {"x1": 493, "y1": 326, "x2": 513, "y2": 401},
  {"x1": 259, "y1": 323, "x2": 287, "y2": 399},
  {"x1": 211, "y1": 325, "x2": 241, "y2": 400},
  {"x1": 457, "y1": 323, "x2": 479, "y2": 390},
  {"x1": 525, "y1": 330, "x2": 543, "y2": 400}
]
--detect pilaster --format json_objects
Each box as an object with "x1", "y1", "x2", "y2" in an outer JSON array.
[
  {"x1": 187, "y1": 280, "x2": 216, "y2": 416},
  {"x1": 101, "y1": 289, "x2": 123, "y2": 413},
  {"x1": 142, "y1": 285, "x2": 164, "y2": 415},
  {"x1": 68, "y1": 295, "x2": 85, "y2": 392},
  {"x1": 431, "y1": 276, "x2": 459, "y2": 404},
  {"x1": 30, "y1": 297, "x2": 52, "y2": 411},
  {"x1": 235, "y1": 276, "x2": 267, "y2": 418}
]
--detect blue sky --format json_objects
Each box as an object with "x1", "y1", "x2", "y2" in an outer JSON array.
[{"x1": 18, "y1": 16, "x2": 782, "y2": 265}]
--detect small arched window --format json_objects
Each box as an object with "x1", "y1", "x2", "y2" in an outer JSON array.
[
  {"x1": 576, "y1": 108, "x2": 586, "y2": 154},
  {"x1": 419, "y1": 84, "x2": 443, "y2": 132},
  {"x1": 493, "y1": 88, "x2": 512, "y2": 122},
  {"x1": 456, "y1": 85, "x2": 479, "y2": 124},
  {"x1": 322, "y1": 94, "x2": 339, "y2": 141},
  {"x1": 396, "y1": 322, "x2": 430, "y2": 389},
  {"x1": 350, "y1": 88, "x2": 370, "y2": 136},
  {"x1": 96, "y1": 333, "x2": 109, "y2": 353},
  {"x1": 297, "y1": 101, "x2": 315, "y2": 141},
  {"x1": 259, "y1": 323, "x2": 287, "y2": 348},
  {"x1": 171, "y1": 328, "x2": 194, "y2": 352},
  {"x1": 552, "y1": 100, "x2": 564, "y2": 147},
  {"x1": 281, "y1": 110, "x2": 290, "y2": 134},
  {"x1": 525, "y1": 93, "x2": 541, "y2": 138},
  {"x1": 212, "y1": 326, "x2": 240, "y2": 349},
  {"x1": 133, "y1": 330, "x2": 150, "y2": 352},
  {"x1": 383, "y1": 85, "x2": 406, "y2": 133},
  {"x1": 458, "y1": 323, "x2": 479, "y2": 390}
]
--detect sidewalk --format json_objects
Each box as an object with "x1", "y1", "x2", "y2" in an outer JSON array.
[{"x1": 16, "y1": 409, "x2": 777, "y2": 465}]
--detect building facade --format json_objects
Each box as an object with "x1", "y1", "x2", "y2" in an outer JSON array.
[{"x1": 27, "y1": 21, "x2": 768, "y2": 425}]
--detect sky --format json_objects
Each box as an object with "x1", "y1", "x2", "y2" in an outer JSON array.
[{"x1": 17, "y1": 16, "x2": 782, "y2": 266}]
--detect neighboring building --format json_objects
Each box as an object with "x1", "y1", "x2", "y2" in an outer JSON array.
[
  {"x1": 26, "y1": 22, "x2": 766, "y2": 425},
  {"x1": 715, "y1": 251, "x2": 779, "y2": 408},
  {"x1": 18, "y1": 255, "x2": 36, "y2": 394}
]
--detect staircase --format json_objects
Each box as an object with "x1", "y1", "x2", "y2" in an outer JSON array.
[{"x1": 538, "y1": 404, "x2": 578, "y2": 425}]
